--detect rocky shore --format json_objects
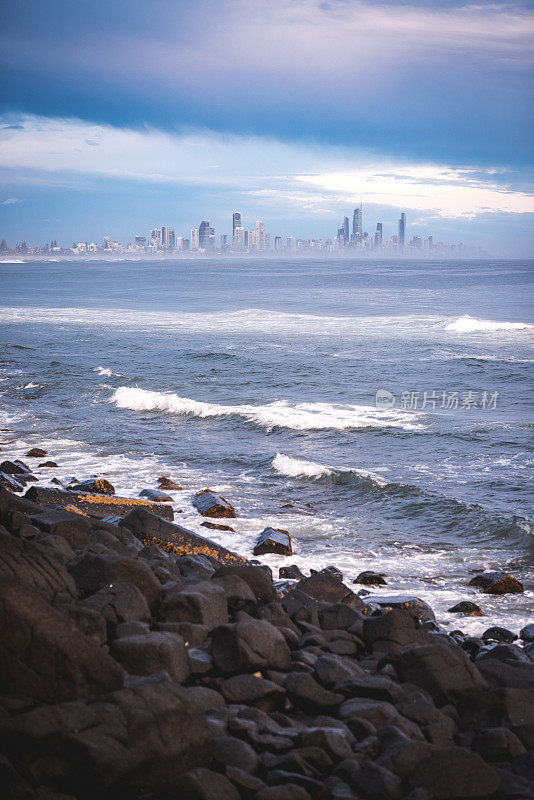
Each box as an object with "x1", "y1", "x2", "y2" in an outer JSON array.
[{"x1": 0, "y1": 453, "x2": 533, "y2": 800}]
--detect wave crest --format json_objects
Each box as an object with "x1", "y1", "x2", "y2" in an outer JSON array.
[
  {"x1": 446, "y1": 315, "x2": 532, "y2": 333},
  {"x1": 110, "y1": 387, "x2": 422, "y2": 432}
]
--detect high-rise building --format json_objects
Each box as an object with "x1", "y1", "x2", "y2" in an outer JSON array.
[
  {"x1": 274, "y1": 235, "x2": 283, "y2": 252},
  {"x1": 353, "y1": 204, "x2": 362, "y2": 241},
  {"x1": 190, "y1": 228, "x2": 199, "y2": 251},
  {"x1": 287, "y1": 236, "x2": 296, "y2": 253},
  {"x1": 398, "y1": 213, "x2": 406, "y2": 253},
  {"x1": 255, "y1": 220, "x2": 266, "y2": 251},
  {"x1": 232, "y1": 226, "x2": 244, "y2": 251},
  {"x1": 161, "y1": 226, "x2": 170, "y2": 247},
  {"x1": 168, "y1": 230, "x2": 176, "y2": 249},
  {"x1": 134, "y1": 236, "x2": 146, "y2": 248},
  {"x1": 343, "y1": 217, "x2": 350, "y2": 244},
  {"x1": 220, "y1": 234, "x2": 228, "y2": 251},
  {"x1": 374, "y1": 223, "x2": 383, "y2": 248},
  {"x1": 150, "y1": 229, "x2": 162, "y2": 249},
  {"x1": 199, "y1": 221, "x2": 210, "y2": 250},
  {"x1": 232, "y1": 212, "x2": 242, "y2": 237}
]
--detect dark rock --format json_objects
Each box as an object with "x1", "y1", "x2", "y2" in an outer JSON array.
[
  {"x1": 212, "y1": 574, "x2": 258, "y2": 614},
  {"x1": 213, "y1": 564, "x2": 276, "y2": 605},
  {"x1": 110, "y1": 631, "x2": 190, "y2": 682},
  {"x1": 472, "y1": 726, "x2": 525, "y2": 762},
  {"x1": 193, "y1": 489, "x2": 236, "y2": 518},
  {"x1": 180, "y1": 767, "x2": 240, "y2": 800},
  {"x1": 483, "y1": 574, "x2": 524, "y2": 595},
  {"x1": 38, "y1": 460, "x2": 58, "y2": 467},
  {"x1": 482, "y1": 626, "x2": 517, "y2": 643},
  {"x1": 392, "y1": 642, "x2": 487, "y2": 706},
  {"x1": 26, "y1": 447, "x2": 47, "y2": 457},
  {"x1": 311, "y1": 565, "x2": 343, "y2": 580},
  {"x1": 281, "y1": 587, "x2": 326, "y2": 626},
  {"x1": 314, "y1": 653, "x2": 364, "y2": 687},
  {"x1": 476, "y1": 642, "x2": 532, "y2": 664},
  {"x1": 253, "y1": 527, "x2": 292, "y2": 557},
  {"x1": 213, "y1": 735, "x2": 259, "y2": 773},
  {"x1": 285, "y1": 672, "x2": 344, "y2": 711},
  {"x1": 0, "y1": 577, "x2": 124, "y2": 702},
  {"x1": 211, "y1": 618, "x2": 291, "y2": 674},
  {"x1": 354, "y1": 571, "x2": 387, "y2": 586},
  {"x1": 70, "y1": 477, "x2": 115, "y2": 495},
  {"x1": 448, "y1": 601, "x2": 485, "y2": 616},
  {"x1": 201, "y1": 520, "x2": 235, "y2": 532},
  {"x1": 0, "y1": 528, "x2": 77, "y2": 604},
  {"x1": 29, "y1": 507, "x2": 92, "y2": 548},
  {"x1": 477, "y1": 658, "x2": 534, "y2": 689},
  {"x1": 226, "y1": 765, "x2": 266, "y2": 793},
  {"x1": 160, "y1": 579, "x2": 228, "y2": 629},
  {"x1": 157, "y1": 476, "x2": 183, "y2": 490},
  {"x1": 139, "y1": 488, "x2": 173, "y2": 502},
  {"x1": 119, "y1": 507, "x2": 246, "y2": 564},
  {"x1": 77, "y1": 552, "x2": 161, "y2": 607},
  {"x1": 279, "y1": 565, "x2": 305, "y2": 580},
  {"x1": 363, "y1": 609, "x2": 432, "y2": 650},
  {"x1": 80, "y1": 582, "x2": 151, "y2": 625},
  {"x1": 0, "y1": 472, "x2": 24, "y2": 492},
  {"x1": 520, "y1": 623, "x2": 534, "y2": 642},
  {"x1": 256, "y1": 786, "x2": 311, "y2": 800},
  {"x1": 66, "y1": 605, "x2": 107, "y2": 646},
  {"x1": 177, "y1": 553, "x2": 215, "y2": 577},
  {"x1": 0, "y1": 460, "x2": 30, "y2": 475},
  {"x1": 220, "y1": 674, "x2": 286, "y2": 710},
  {"x1": 319, "y1": 603, "x2": 363, "y2": 632},
  {"x1": 296, "y1": 572, "x2": 364, "y2": 610},
  {"x1": 408, "y1": 747, "x2": 499, "y2": 799},
  {"x1": 25, "y1": 485, "x2": 174, "y2": 520},
  {"x1": 363, "y1": 594, "x2": 436, "y2": 621},
  {"x1": 459, "y1": 687, "x2": 534, "y2": 730},
  {"x1": 348, "y1": 761, "x2": 402, "y2": 800}
]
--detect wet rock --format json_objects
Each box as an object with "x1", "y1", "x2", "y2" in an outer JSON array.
[
  {"x1": 211, "y1": 618, "x2": 292, "y2": 674},
  {"x1": 354, "y1": 571, "x2": 387, "y2": 586},
  {"x1": 0, "y1": 460, "x2": 31, "y2": 475},
  {"x1": 448, "y1": 601, "x2": 485, "y2": 616},
  {"x1": 363, "y1": 594, "x2": 436, "y2": 621},
  {"x1": 476, "y1": 642, "x2": 532, "y2": 664},
  {"x1": 80, "y1": 582, "x2": 151, "y2": 626},
  {"x1": 201, "y1": 520, "x2": 235, "y2": 532},
  {"x1": 253, "y1": 527, "x2": 292, "y2": 557},
  {"x1": 0, "y1": 472, "x2": 24, "y2": 492},
  {"x1": 26, "y1": 485, "x2": 174, "y2": 521},
  {"x1": 520, "y1": 623, "x2": 534, "y2": 642},
  {"x1": 160, "y1": 579, "x2": 228, "y2": 629},
  {"x1": 38, "y1": 460, "x2": 58, "y2": 467},
  {"x1": 157, "y1": 476, "x2": 183, "y2": 490},
  {"x1": 311, "y1": 565, "x2": 343, "y2": 580},
  {"x1": 110, "y1": 631, "x2": 190, "y2": 683},
  {"x1": 193, "y1": 489, "x2": 236, "y2": 518},
  {"x1": 408, "y1": 747, "x2": 499, "y2": 799},
  {"x1": 139, "y1": 488, "x2": 173, "y2": 502},
  {"x1": 482, "y1": 626, "x2": 517, "y2": 643},
  {"x1": 70, "y1": 477, "x2": 115, "y2": 495},
  {"x1": 279, "y1": 565, "x2": 305, "y2": 580},
  {"x1": 220, "y1": 674, "x2": 286, "y2": 711},
  {"x1": 285, "y1": 672, "x2": 344, "y2": 712},
  {"x1": 120, "y1": 507, "x2": 246, "y2": 565},
  {"x1": 483, "y1": 574, "x2": 524, "y2": 595},
  {"x1": 0, "y1": 577, "x2": 124, "y2": 702},
  {"x1": 26, "y1": 447, "x2": 47, "y2": 457},
  {"x1": 213, "y1": 564, "x2": 276, "y2": 606}
]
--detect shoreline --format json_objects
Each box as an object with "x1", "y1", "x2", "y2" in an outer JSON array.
[{"x1": 1, "y1": 450, "x2": 533, "y2": 799}]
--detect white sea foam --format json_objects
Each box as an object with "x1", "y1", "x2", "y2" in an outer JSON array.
[
  {"x1": 21, "y1": 382, "x2": 39, "y2": 389},
  {"x1": 272, "y1": 453, "x2": 332, "y2": 478},
  {"x1": 445, "y1": 315, "x2": 533, "y2": 333},
  {"x1": 110, "y1": 386, "x2": 423, "y2": 432},
  {"x1": 94, "y1": 366, "x2": 121, "y2": 376}
]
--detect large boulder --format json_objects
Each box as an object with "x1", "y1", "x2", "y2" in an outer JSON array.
[
  {"x1": 362, "y1": 594, "x2": 436, "y2": 621},
  {"x1": 213, "y1": 564, "x2": 276, "y2": 606},
  {"x1": 71, "y1": 478, "x2": 115, "y2": 495},
  {"x1": 211, "y1": 618, "x2": 291, "y2": 674},
  {"x1": 0, "y1": 577, "x2": 124, "y2": 702},
  {"x1": 110, "y1": 631, "x2": 190, "y2": 683},
  {"x1": 120, "y1": 507, "x2": 246, "y2": 565},
  {"x1": 25, "y1": 485, "x2": 174, "y2": 520},
  {"x1": 483, "y1": 574, "x2": 524, "y2": 595},
  {"x1": 220, "y1": 674, "x2": 286, "y2": 711},
  {"x1": 295, "y1": 572, "x2": 364, "y2": 610},
  {"x1": 160, "y1": 580, "x2": 229, "y2": 630},
  {"x1": 408, "y1": 747, "x2": 499, "y2": 799},
  {"x1": 69, "y1": 552, "x2": 161, "y2": 608},
  {"x1": 193, "y1": 490, "x2": 236, "y2": 518},
  {"x1": 253, "y1": 527, "x2": 292, "y2": 557},
  {"x1": 0, "y1": 529, "x2": 76, "y2": 604},
  {"x1": 80, "y1": 582, "x2": 151, "y2": 626},
  {"x1": 392, "y1": 642, "x2": 487, "y2": 706},
  {"x1": 29, "y1": 506, "x2": 92, "y2": 548},
  {"x1": 363, "y1": 609, "x2": 433, "y2": 650}
]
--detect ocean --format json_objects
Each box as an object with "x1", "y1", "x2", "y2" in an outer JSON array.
[{"x1": 1, "y1": 257, "x2": 533, "y2": 635}]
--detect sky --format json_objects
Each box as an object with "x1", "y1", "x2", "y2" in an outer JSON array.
[{"x1": 0, "y1": 0, "x2": 533, "y2": 255}]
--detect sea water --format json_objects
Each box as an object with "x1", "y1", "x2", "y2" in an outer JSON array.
[{"x1": 1, "y1": 257, "x2": 532, "y2": 634}]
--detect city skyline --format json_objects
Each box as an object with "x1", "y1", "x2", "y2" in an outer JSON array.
[{"x1": 1, "y1": 1, "x2": 533, "y2": 256}]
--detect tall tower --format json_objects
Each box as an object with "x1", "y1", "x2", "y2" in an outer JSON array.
[
  {"x1": 353, "y1": 203, "x2": 362, "y2": 242},
  {"x1": 343, "y1": 217, "x2": 350, "y2": 245},
  {"x1": 233, "y1": 212, "x2": 242, "y2": 237},
  {"x1": 255, "y1": 220, "x2": 266, "y2": 251},
  {"x1": 398, "y1": 213, "x2": 406, "y2": 253},
  {"x1": 375, "y1": 222, "x2": 383, "y2": 248},
  {"x1": 199, "y1": 220, "x2": 210, "y2": 249}
]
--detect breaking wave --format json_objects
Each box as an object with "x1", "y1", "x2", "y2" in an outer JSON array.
[
  {"x1": 446, "y1": 315, "x2": 533, "y2": 333},
  {"x1": 110, "y1": 386, "x2": 423, "y2": 432}
]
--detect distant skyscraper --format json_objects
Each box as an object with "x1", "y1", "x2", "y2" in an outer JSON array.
[
  {"x1": 274, "y1": 235, "x2": 283, "y2": 252},
  {"x1": 233, "y1": 226, "x2": 244, "y2": 251},
  {"x1": 161, "y1": 226, "x2": 170, "y2": 247},
  {"x1": 134, "y1": 236, "x2": 146, "y2": 248},
  {"x1": 255, "y1": 220, "x2": 266, "y2": 250},
  {"x1": 398, "y1": 213, "x2": 406, "y2": 252},
  {"x1": 220, "y1": 233, "x2": 228, "y2": 251},
  {"x1": 374, "y1": 222, "x2": 383, "y2": 248},
  {"x1": 190, "y1": 228, "x2": 199, "y2": 251},
  {"x1": 353, "y1": 204, "x2": 362, "y2": 241},
  {"x1": 199, "y1": 220, "x2": 211, "y2": 249},
  {"x1": 343, "y1": 217, "x2": 350, "y2": 244},
  {"x1": 150, "y1": 228, "x2": 162, "y2": 249},
  {"x1": 233, "y1": 212, "x2": 242, "y2": 237}
]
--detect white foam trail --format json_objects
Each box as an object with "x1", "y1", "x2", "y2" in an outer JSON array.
[
  {"x1": 272, "y1": 453, "x2": 332, "y2": 478},
  {"x1": 446, "y1": 315, "x2": 532, "y2": 333},
  {"x1": 94, "y1": 366, "x2": 121, "y2": 376},
  {"x1": 110, "y1": 386, "x2": 423, "y2": 431}
]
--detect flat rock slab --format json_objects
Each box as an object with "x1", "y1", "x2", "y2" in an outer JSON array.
[
  {"x1": 25, "y1": 485, "x2": 174, "y2": 520},
  {"x1": 139, "y1": 488, "x2": 174, "y2": 502},
  {"x1": 119, "y1": 507, "x2": 247, "y2": 566},
  {"x1": 363, "y1": 595, "x2": 436, "y2": 621},
  {"x1": 193, "y1": 489, "x2": 236, "y2": 518},
  {"x1": 253, "y1": 527, "x2": 292, "y2": 556}
]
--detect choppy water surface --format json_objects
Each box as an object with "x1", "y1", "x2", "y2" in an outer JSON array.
[{"x1": 1, "y1": 257, "x2": 533, "y2": 634}]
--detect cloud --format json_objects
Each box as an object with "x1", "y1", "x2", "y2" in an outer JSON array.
[
  {"x1": 1, "y1": 114, "x2": 533, "y2": 219},
  {"x1": 1, "y1": 197, "x2": 22, "y2": 205}
]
